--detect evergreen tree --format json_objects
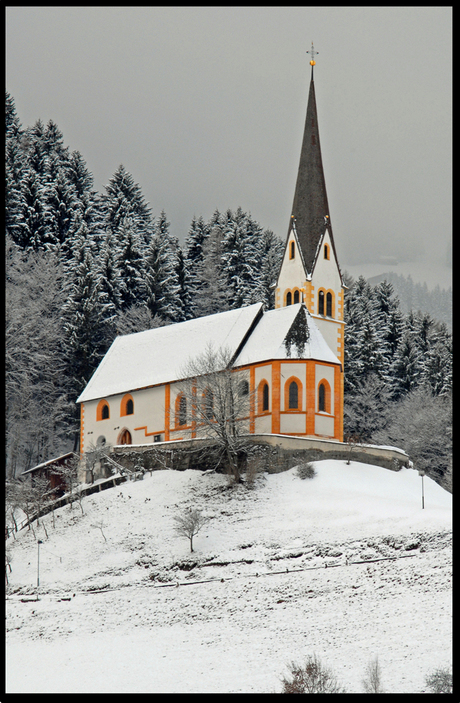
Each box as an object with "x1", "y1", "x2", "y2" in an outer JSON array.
[
  {"x1": 184, "y1": 215, "x2": 210, "y2": 316},
  {"x1": 258, "y1": 228, "x2": 285, "y2": 309},
  {"x1": 193, "y1": 212, "x2": 229, "y2": 317},
  {"x1": 221, "y1": 207, "x2": 265, "y2": 309},
  {"x1": 103, "y1": 164, "x2": 152, "y2": 247},
  {"x1": 61, "y1": 233, "x2": 115, "y2": 446},
  {"x1": 116, "y1": 216, "x2": 147, "y2": 311},
  {"x1": 144, "y1": 211, "x2": 182, "y2": 322}
]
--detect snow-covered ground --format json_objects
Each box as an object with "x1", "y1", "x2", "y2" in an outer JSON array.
[{"x1": 6, "y1": 460, "x2": 452, "y2": 693}]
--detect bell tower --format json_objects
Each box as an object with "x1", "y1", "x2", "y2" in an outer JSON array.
[{"x1": 275, "y1": 44, "x2": 345, "y2": 370}]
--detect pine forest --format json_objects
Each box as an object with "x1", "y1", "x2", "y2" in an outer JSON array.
[{"x1": 5, "y1": 93, "x2": 452, "y2": 491}]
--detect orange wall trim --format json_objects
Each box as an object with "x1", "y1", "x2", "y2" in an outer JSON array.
[
  {"x1": 80, "y1": 403, "x2": 85, "y2": 455},
  {"x1": 271, "y1": 361, "x2": 281, "y2": 434},
  {"x1": 164, "y1": 384, "x2": 170, "y2": 441}
]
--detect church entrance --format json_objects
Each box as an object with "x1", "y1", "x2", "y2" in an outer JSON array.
[{"x1": 118, "y1": 429, "x2": 132, "y2": 445}]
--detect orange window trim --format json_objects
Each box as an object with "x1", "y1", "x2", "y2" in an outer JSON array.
[
  {"x1": 257, "y1": 380, "x2": 270, "y2": 414},
  {"x1": 317, "y1": 378, "x2": 332, "y2": 414},
  {"x1": 120, "y1": 393, "x2": 135, "y2": 417},
  {"x1": 96, "y1": 399, "x2": 110, "y2": 421},
  {"x1": 164, "y1": 384, "x2": 170, "y2": 441},
  {"x1": 284, "y1": 376, "x2": 303, "y2": 411}
]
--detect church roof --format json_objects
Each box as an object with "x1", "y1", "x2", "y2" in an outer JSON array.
[
  {"x1": 288, "y1": 77, "x2": 340, "y2": 278},
  {"x1": 77, "y1": 303, "x2": 264, "y2": 403},
  {"x1": 77, "y1": 303, "x2": 339, "y2": 404},
  {"x1": 233, "y1": 303, "x2": 339, "y2": 367}
]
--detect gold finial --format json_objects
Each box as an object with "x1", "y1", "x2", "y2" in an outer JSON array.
[{"x1": 306, "y1": 42, "x2": 319, "y2": 78}]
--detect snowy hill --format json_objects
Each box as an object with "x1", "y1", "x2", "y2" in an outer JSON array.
[{"x1": 6, "y1": 461, "x2": 451, "y2": 693}]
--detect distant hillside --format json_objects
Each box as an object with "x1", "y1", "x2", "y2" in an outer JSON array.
[{"x1": 367, "y1": 272, "x2": 452, "y2": 329}]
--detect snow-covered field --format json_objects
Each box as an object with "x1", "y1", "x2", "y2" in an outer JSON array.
[{"x1": 6, "y1": 460, "x2": 452, "y2": 693}]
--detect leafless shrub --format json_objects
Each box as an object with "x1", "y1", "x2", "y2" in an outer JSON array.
[
  {"x1": 424, "y1": 667, "x2": 452, "y2": 693},
  {"x1": 362, "y1": 656, "x2": 385, "y2": 693},
  {"x1": 296, "y1": 462, "x2": 317, "y2": 480},
  {"x1": 281, "y1": 654, "x2": 346, "y2": 693},
  {"x1": 173, "y1": 508, "x2": 212, "y2": 553}
]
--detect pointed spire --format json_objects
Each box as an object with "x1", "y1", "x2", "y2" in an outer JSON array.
[{"x1": 288, "y1": 48, "x2": 334, "y2": 276}]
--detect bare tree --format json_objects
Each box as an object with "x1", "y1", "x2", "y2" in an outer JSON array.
[
  {"x1": 173, "y1": 508, "x2": 212, "y2": 553},
  {"x1": 362, "y1": 656, "x2": 385, "y2": 693},
  {"x1": 281, "y1": 654, "x2": 346, "y2": 693},
  {"x1": 179, "y1": 345, "x2": 255, "y2": 483},
  {"x1": 424, "y1": 667, "x2": 452, "y2": 694}
]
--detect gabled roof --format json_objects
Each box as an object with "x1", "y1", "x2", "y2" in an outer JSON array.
[
  {"x1": 77, "y1": 303, "x2": 339, "y2": 404},
  {"x1": 234, "y1": 304, "x2": 339, "y2": 367},
  {"x1": 287, "y1": 77, "x2": 341, "y2": 281},
  {"x1": 76, "y1": 303, "x2": 263, "y2": 403}
]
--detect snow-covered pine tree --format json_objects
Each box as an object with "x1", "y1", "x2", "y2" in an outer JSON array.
[
  {"x1": 103, "y1": 164, "x2": 152, "y2": 247},
  {"x1": 184, "y1": 215, "x2": 210, "y2": 316},
  {"x1": 61, "y1": 232, "x2": 116, "y2": 447},
  {"x1": 258, "y1": 228, "x2": 285, "y2": 309},
  {"x1": 221, "y1": 207, "x2": 265, "y2": 309},
  {"x1": 115, "y1": 215, "x2": 147, "y2": 311},
  {"x1": 144, "y1": 210, "x2": 182, "y2": 322},
  {"x1": 193, "y1": 211, "x2": 229, "y2": 317}
]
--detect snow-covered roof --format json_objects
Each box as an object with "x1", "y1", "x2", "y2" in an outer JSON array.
[
  {"x1": 233, "y1": 304, "x2": 339, "y2": 367},
  {"x1": 77, "y1": 303, "x2": 264, "y2": 403},
  {"x1": 77, "y1": 302, "x2": 340, "y2": 404}
]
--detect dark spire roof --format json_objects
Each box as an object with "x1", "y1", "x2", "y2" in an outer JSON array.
[{"x1": 289, "y1": 77, "x2": 334, "y2": 276}]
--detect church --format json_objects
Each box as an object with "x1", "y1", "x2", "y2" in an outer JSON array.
[{"x1": 76, "y1": 51, "x2": 346, "y2": 455}]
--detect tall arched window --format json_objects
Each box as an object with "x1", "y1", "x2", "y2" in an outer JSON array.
[
  {"x1": 258, "y1": 381, "x2": 269, "y2": 413},
  {"x1": 176, "y1": 394, "x2": 187, "y2": 427},
  {"x1": 324, "y1": 244, "x2": 329, "y2": 259},
  {"x1": 290, "y1": 241, "x2": 295, "y2": 259},
  {"x1": 317, "y1": 380, "x2": 331, "y2": 413},
  {"x1": 286, "y1": 291, "x2": 292, "y2": 306},
  {"x1": 326, "y1": 292, "x2": 333, "y2": 317},
  {"x1": 202, "y1": 388, "x2": 214, "y2": 420},
  {"x1": 293, "y1": 289, "x2": 300, "y2": 304},
  {"x1": 288, "y1": 381, "x2": 299, "y2": 409},
  {"x1": 101, "y1": 404, "x2": 109, "y2": 420},
  {"x1": 318, "y1": 290, "x2": 325, "y2": 315},
  {"x1": 238, "y1": 379, "x2": 249, "y2": 396}
]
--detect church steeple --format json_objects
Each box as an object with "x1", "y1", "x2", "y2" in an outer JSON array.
[{"x1": 289, "y1": 48, "x2": 333, "y2": 276}]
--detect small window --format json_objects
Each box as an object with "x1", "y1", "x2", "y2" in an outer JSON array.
[
  {"x1": 288, "y1": 381, "x2": 299, "y2": 409},
  {"x1": 326, "y1": 292, "x2": 332, "y2": 317},
  {"x1": 324, "y1": 244, "x2": 329, "y2": 259},
  {"x1": 154, "y1": 434, "x2": 162, "y2": 443},
  {"x1": 126, "y1": 398, "x2": 134, "y2": 415},
  {"x1": 293, "y1": 290, "x2": 300, "y2": 304},
  {"x1": 101, "y1": 404, "x2": 109, "y2": 420},
  {"x1": 290, "y1": 241, "x2": 295, "y2": 259},
  {"x1": 318, "y1": 290, "x2": 325, "y2": 315},
  {"x1": 263, "y1": 383, "x2": 269, "y2": 411},
  {"x1": 202, "y1": 388, "x2": 214, "y2": 420},
  {"x1": 318, "y1": 383, "x2": 326, "y2": 412},
  {"x1": 96, "y1": 435, "x2": 106, "y2": 447},
  {"x1": 120, "y1": 394, "x2": 134, "y2": 417},
  {"x1": 238, "y1": 379, "x2": 249, "y2": 396},
  {"x1": 96, "y1": 399, "x2": 110, "y2": 421},
  {"x1": 286, "y1": 291, "x2": 292, "y2": 306},
  {"x1": 178, "y1": 395, "x2": 187, "y2": 426}
]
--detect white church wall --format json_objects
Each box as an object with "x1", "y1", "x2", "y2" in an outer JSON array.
[
  {"x1": 276, "y1": 232, "x2": 306, "y2": 304},
  {"x1": 280, "y1": 413, "x2": 306, "y2": 434},
  {"x1": 312, "y1": 317, "x2": 343, "y2": 359},
  {"x1": 315, "y1": 414, "x2": 335, "y2": 437},
  {"x1": 280, "y1": 362, "x2": 306, "y2": 411},
  {"x1": 255, "y1": 414, "x2": 272, "y2": 434}
]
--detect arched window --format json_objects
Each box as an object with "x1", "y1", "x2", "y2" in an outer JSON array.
[
  {"x1": 326, "y1": 292, "x2": 333, "y2": 317},
  {"x1": 202, "y1": 388, "x2": 214, "y2": 420},
  {"x1": 258, "y1": 381, "x2": 269, "y2": 413},
  {"x1": 293, "y1": 289, "x2": 300, "y2": 304},
  {"x1": 176, "y1": 394, "x2": 187, "y2": 427},
  {"x1": 286, "y1": 291, "x2": 292, "y2": 306},
  {"x1": 284, "y1": 377, "x2": 303, "y2": 411},
  {"x1": 96, "y1": 399, "x2": 110, "y2": 421},
  {"x1": 96, "y1": 435, "x2": 106, "y2": 447},
  {"x1": 324, "y1": 244, "x2": 329, "y2": 259},
  {"x1": 288, "y1": 381, "x2": 299, "y2": 409},
  {"x1": 118, "y1": 429, "x2": 132, "y2": 445},
  {"x1": 120, "y1": 394, "x2": 134, "y2": 417},
  {"x1": 290, "y1": 241, "x2": 295, "y2": 259},
  {"x1": 238, "y1": 379, "x2": 249, "y2": 396},
  {"x1": 318, "y1": 380, "x2": 331, "y2": 414},
  {"x1": 318, "y1": 290, "x2": 325, "y2": 315}
]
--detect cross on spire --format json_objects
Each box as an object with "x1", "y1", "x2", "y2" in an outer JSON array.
[{"x1": 306, "y1": 41, "x2": 319, "y2": 79}]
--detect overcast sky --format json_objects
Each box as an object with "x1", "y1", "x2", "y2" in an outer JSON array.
[{"x1": 6, "y1": 6, "x2": 451, "y2": 288}]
